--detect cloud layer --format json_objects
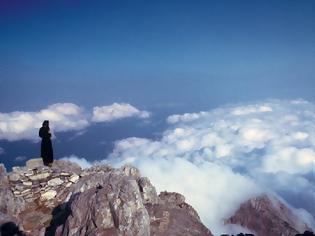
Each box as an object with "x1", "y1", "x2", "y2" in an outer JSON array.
[
  {"x1": 0, "y1": 102, "x2": 149, "y2": 141},
  {"x1": 91, "y1": 103, "x2": 150, "y2": 122},
  {"x1": 105, "y1": 99, "x2": 315, "y2": 234},
  {"x1": 60, "y1": 154, "x2": 92, "y2": 169},
  {"x1": 0, "y1": 103, "x2": 89, "y2": 141}
]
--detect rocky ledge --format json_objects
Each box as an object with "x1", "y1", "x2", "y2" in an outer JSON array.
[
  {"x1": 0, "y1": 158, "x2": 314, "y2": 236},
  {"x1": 0, "y1": 159, "x2": 212, "y2": 236}
]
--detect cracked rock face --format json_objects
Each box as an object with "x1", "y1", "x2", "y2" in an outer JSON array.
[
  {"x1": 225, "y1": 194, "x2": 312, "y2": 236},
  {"x1": 0, "y1": 159, "x2": 213, "y2": 236}
]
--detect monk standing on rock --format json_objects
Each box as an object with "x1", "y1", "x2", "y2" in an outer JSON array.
[{"x1": 39, "y1": 120, "x2": 54, "y2": 167}]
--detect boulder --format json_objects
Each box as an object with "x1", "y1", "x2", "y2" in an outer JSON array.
[{"x1": 58, "y1": 172, "x2": 150, "y2": 236}]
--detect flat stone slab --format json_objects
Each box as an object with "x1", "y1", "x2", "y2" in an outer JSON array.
[
  {"x1": 29, "y1": 172, "x2": 50, "y2": 181},
  {"x1": 22, "y1": 181, "x2": 33, "y2": 186},
  {"x1": 47, "y1": 178, "x2": 64, "y2": 187},
  {"x1": 40, "y1": 190, "x2": 57, "y2": 201},
  {"x1": 69, "y1": 174, "x2": 79, "y2": 183}
]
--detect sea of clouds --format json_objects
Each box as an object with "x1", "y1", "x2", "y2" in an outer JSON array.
[
  {"x1": 100, "y1": 99, "x2": 315, "y2": 234},
  {"x1": 1, "y1": 99, "x2": 315, "y2": 234}
]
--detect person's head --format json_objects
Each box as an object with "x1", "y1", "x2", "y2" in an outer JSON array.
[{"x1": 42, "y1": 120, "x2": 49, "y2": 127}]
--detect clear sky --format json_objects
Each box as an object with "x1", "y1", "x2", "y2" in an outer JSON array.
[{"x1": 0, "y1": 0, "x2": 314, "y2": 112}]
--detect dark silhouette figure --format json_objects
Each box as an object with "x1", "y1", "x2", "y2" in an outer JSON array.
[
  {"x1": 39, "y1": 120, "x2": 54, "y2": 166},
  {"x1": 0, "y1": 222, "x2": 26, "y2": 236}
]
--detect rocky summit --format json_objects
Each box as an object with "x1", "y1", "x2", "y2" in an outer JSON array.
[
  {"x1": 0, "y1": 159, "x2": 212, "y2": 236},
  {"x1": 0, "y1": 158, "x2": 313, "y2": 236}
]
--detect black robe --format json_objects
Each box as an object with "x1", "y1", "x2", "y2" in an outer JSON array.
[{"x1": 39, "y1": 127, "x2": 53, "y2": 165}]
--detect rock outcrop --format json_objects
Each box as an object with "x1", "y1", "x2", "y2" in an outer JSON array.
[
  {"x1": 225, "y1": 194, "x2": 312, "y2": 236},
  {"x1": 0, "y1": 159, "x2": 213, "y2": 236}
]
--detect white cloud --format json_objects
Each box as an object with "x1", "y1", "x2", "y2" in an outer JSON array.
[
  {"x1": 91, "y1": 103, "x2": 150, "y2": 122},
  {"x1": 104, "y1": 99, "x2": 315, "y2": 234},
  {"x1": 166, "y1": 111, "x2": 207, "y2": 124},
  {"x1": 0, "y1": 102, "x2": 151, "y2": 141},
  {"x1": 60, "y1": 155, "x2": 92, "y2": 169},
  {"x1": 0, "y1": 103, "x2": 89, "y2": 141}
]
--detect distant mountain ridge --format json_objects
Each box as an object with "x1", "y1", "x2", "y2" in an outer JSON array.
[{"x1": 0, "y1": 158, "x2": 313, "y2": 236}]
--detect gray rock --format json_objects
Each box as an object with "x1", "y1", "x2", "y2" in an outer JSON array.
[
  {"x1": 2, "y1": 161, "x2": 214, "y2": 236},
  {"x1": 69, "y1": 174, "x2": 79, "y2": 183},
  {"x1": 21, "y1": 211, "x2": 51, "y2": 232},
  {"x1": 26, "y1": 158, "x2": 43, "y2": 169},
  {"x1": 40, "y1": 190, "x2": 57, "y2": 201},
  {"x1": 52, "y1": 160, "x2": 82, "y2": 175},
  {"x1": 59, "y1": 171, "x2": 150, "y2": 236},
  {"x1": 138, "y1": 177, "x2": 159, "y2": 204},
  {"x1": 29, "y1": 172, "x2": 50, "y2": 181},
  {"x1": 22, "y1": 181, "x2": 32, "y2": 186},
  {"x1": 48, "y1": 178, "x2": 64, "y2": 187},
  {"x1": 121, "y1": 165, "x2": 140, "y2": 178},
  {"x1": 8, "y1": 172, "x2": 21, "y2": 182},
  {"x1": 0, "y1": 164, "x2": 8, "y2": 186}
]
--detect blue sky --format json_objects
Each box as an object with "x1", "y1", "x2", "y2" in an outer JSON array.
[{"x1": 0, "y1": 0, "x2": 314, "y2": 112}]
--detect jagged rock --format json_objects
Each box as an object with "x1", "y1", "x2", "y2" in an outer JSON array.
[
  {"x1": 58, "y1": 172, "x2": 150, "y2": 236},
  {"x1": 158, "y1": 191, "x2": 200, "y2": 220},
  {"x1": 146, "y1": 191, "x2": 213, "y2": 236},
  {"x1": 0, "y1": 164, "x2": 8, "y2": 186},
  {"x1": 225, "y1": 194, "x2": 312, "y2": 236},
  {"x1": 138, "y1": 177, "x2": 159, "y2": 204},
  {"x1": 121, "y1": 165, "x2": 140, "y2": 178},
  {"x1": 81, "y1": 164, "x2": 113, "y2": 176},
  {"x1": 1, "y1": 159, "x2": 214, "y2": 236},
  {"x1": 51, "y1": 160, "x2": 81, "y2": 175},
  {"x1": 1, "y1": 165, "x2": 27, "y2": 217}
]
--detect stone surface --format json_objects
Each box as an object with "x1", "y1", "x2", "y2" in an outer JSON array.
[
  {"x1": 138, "y1": 177, "x2": 159, "y2": 204},
  {"x1": 225, "y1": 194, "x2": 312, "y2": 236},
  {"x1": 26, "y1": 158, "x2": 43, "y2": 169},
  {"x1": 68, "y1": 174, "x2": 79, "y2": 183},
  {"x1": 21, "y1": 211, "x2": 51, "y2": 231},
  {"x1": 40, "y1": 190, "x2": 57, "y2": 201},
  {"x1": 48, "y1": 178, "x2": 64, "y2": 187},
  {"x1": 8, "y1": 172, "x2": 20, "y2": 182},
  {"x1": 22, "y1": 181, "x2": 32, "y2": 186},
  {"x1": 29, "y1": 172, "x2": 51, "y2": 181},
  {"x1": 2, "y1": 158, "x2": 311, "y2": 236},
  {"x1": 58, "y1": 172, "x2": 150, "y2": 236}
]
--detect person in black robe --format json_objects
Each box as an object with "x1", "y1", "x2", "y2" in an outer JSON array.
[{"x1": 39, "y1": 120, "x2": 54, "y2": 166}]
